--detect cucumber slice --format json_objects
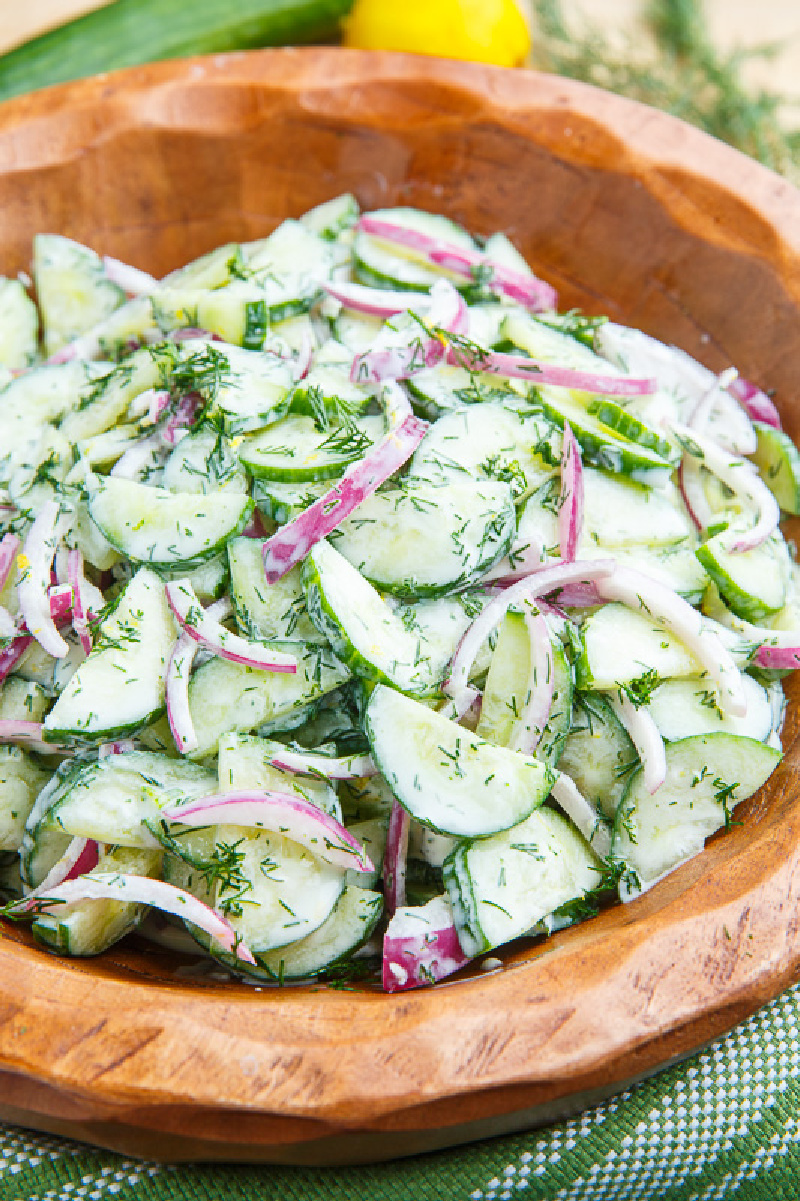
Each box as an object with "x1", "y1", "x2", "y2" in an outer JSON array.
[
  {"x1": 252, "y1": 477, "x2": 328, "y2": 525},
  {"x1": 42, "y1": 751, "x2": 214, "y2": 847},
  {"x1": 239, "y1": 414, "x2": 385, "y2": 483},
  {"x1": 207, "y1": 823, "x2": 346, "y2": 954},
  {"x1": 20, "y1": 758, "x2": 94, "y2": 888},
  {"x1": 502, "y1": 310, "x2": 615, "y2": 371},
  {"x1": 558, "y1": 695, "x2": 637, "y2": 820},
  {"x1": 696, "y1": 525, "x2": 790, "y2": 622},
  {"x1": 59, "y1": 345, "x2": 164, "y2": 444},
  {"x1": 580, "y1": 540, "x2": 709, "y2": 606},
  {"x1": 0, "y1": 678, "x2": 49, "y2": 724},
  {"x1": 406, "y1": 361, "x2": 516, "y2": 421},
  {"x1": 43, "y1": 567, "x2": 177, "y2": 743},
  {"x1": 612, "y1": 733, "x2": 782, "y2": 898},
  {"x1": 248, "y1": 885, "x2": 382, "y2": 980},
  {"x1": 407, "y1": 401, "x2": 560, "y2": 497},
  {"x1": 330, "y1": 479, "x2": 515, "y2": 599},
  {"x1": 217, "y1": 732, "x2": 340, "y2": 819},
  {"x1": 644, "y1": 675, "x2": 773, "y2": 743},
  {"x1": 0, "y1": 277, "x2": 38, "y2": 369},
  {"x1": 162, "y1": 242, "x2": 244, "y2": 290},
  {"x1": 300, "y1": 193, "x2": 361, "y2": 241},
  {"x1": 353, "y1": 207, "x2": 480, "y2": 295},
  {"x1": 752, "y1": 422, "x2": 800, "y2": 515},
  {"x1": 227, "y1": 537, "x2": 323, "y2": 643},
  {"x1": 443, "y1": 806, "x2": 603, "y2": 957},
  {"x1": 576, "y1": 602, "x2": 700, "y2": 690},
  {"x1": 244, "y1": 219, "x2": 338, "y2": 304},
  {"x1": 206, "y1": 341, "x2": 295, "y2": 434},
  {"x1": 288, "y1": 341, "x2": 372, "y2": 420},
  {"x1": 476, "y1": 609, "x2": 574, "y2": 768},
  {"x1": 365, "y1": 685, "x2": 556, "y2": 838},
  {"x1": 0, "y1": 747, "x2": 51, "y2": 853},
  {"x1": 162, "y1": 422, "x2": 249, "y2": 496},
  {"x1": 152, "y1": 284, "x2": 268, "y2": 350},
  {"x1": 31, "y1": 846, "x2": 162, "y2": 957},
  {"x1": 87, "y1": 476, "x2": 253, "y2": 567},
  {"x1": 302, "y1": 540, "x2": 437, "y2": 695},
  {"x1": 33, "y1": 233, "x2": 125, "y2": 355},
  {"x1": 537, "y1": 388, "x2": 675, "y2": 483},
  {"x1": 187, "y1": 644, "x2": 350, "y2": 759}
]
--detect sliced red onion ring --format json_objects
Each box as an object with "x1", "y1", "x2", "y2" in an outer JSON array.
[
  {"x1": 166, "y1": 596, "x2": 231, "y2": 757},
  {"x1": 596, "y1": 563, "x2": 746, "y2": 718},
  {"x1": 17, "y1": 500, "x2": 69, "y2": 659},
  {"x1": 10, "y1": 873, "x2": 256, "y2": 964},
  {"x1": 110, "y1": 434, "x2": 165, "y2": 481},
  {"x1": 607, "y1": 693, "x2": 667, "y2": 795},
  {"x1": 324, "y1": 280, "x2": 431, "y2": 319},
  {"x1": 47, "y1": 584, "x2": 75, "y2": 626},
  {"x1": 508, "y1": 606, "x2": 555, "y2": 756},
  {"x1": 102, "y1": 255, "x2": 157, "y2": 296},
  {"x1": 351, "y1": 279, "x2": 466, "y2": 385},
  {"x1": 382, "y1": 894, "x2": 470, "y2": 992},
  {"x1": 262, "y1": 413, "x2": 429, "y2": 584},
  {"x1": 754, "y1": 645, "x2": 800, "y2": 670},
  {"x1": 445, "y1": 560, "x2": 616, "y2": 711},
  {"x1": 0, "y1": 533, "x2": 21, "y2": 593},
  {"x1": 161, "y1": 393, "x2": 202, "y2": 445},
  {"x1": 99, "y1": 739, "x2": 136, "y2": 758},
  {"x1": 558, "y1": 421, "x2": 584, "y2": 562},
  {"x1": 671, "y1": 421, "x2": 780, "y2": 553},
  {"x1": 0, "y1": 720, "x2": 64, "y2": 753},
  {"x1": 728, "y1": 376, "x2": 781, "y2": 430},
  {"x1": 550, "y1": 774, "x2": 612, "y2": 858},
  {"x1": 357, "y1": 215, "x2": 556, "y2": 310},
  {"x1": 35, "y1": 836, "x2": 100, "y2": 893},
  {"x1": 165, "y1": 581, "x2": 297, "y2": 673},
  {"x1": 129, "y1": 387, "x2": 171, "y2": 425},
  {"x1": 383, "y1": 799, "x2": 410, "y2": 916},
  {"x1": 436, "y1": 684, "x2": 481, "y2": 723},
  {"x1": 267, "y1": 747, "x2": 377, "y2": 779},
  {"x1": 161, "y1": 791, "x2": 374, "y2": 873},
  {"x1": 0, "y1": 636, "x2": 33, "y2": 686},
  {"x1": 678, "y1": 457, "x2": 715, "y2": 533},
  {"x1": 0, "y1": 607, "x2": 16, "y2": 640},
  {"x1": 67, "y1": 548, "x2": 98, "y2": 655},
  {"x1": 293, "y1": 327, "x2": 314, "y2": 381},
  {"x1": 444, "y1": 344, "x2": 657, "y2": 396},
  {"x1": 687, "y1": 366, "x2": 739, "y2": 433}
]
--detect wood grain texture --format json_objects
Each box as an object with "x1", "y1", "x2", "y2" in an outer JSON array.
[{"x1": 1, "y1": 48, "x2": 800, "y2": 1163}]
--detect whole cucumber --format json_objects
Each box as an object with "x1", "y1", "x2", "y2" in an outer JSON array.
[{"x1": 0, "y1": 0, "x2": 354, "y2": 105}]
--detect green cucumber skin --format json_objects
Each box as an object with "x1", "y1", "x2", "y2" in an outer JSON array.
[{"x1": 0, "y1": 0, "x2": 355, "y2": 104}]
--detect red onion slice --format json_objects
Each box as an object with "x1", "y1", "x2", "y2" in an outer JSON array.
[
  {"x1": 161, "y1": 791, "x2": 373, "y2": 873},
  {"x1": 728, "y1": 376, "x2": 781, "y2": 430},
  {"x1": 0, "y1": 720, "x2": 64, "y2": 753},
  {"x1": 754, "y1": 645, "x2": 800, "y2": 670},
  {"x1": 558, "y1": 421, "x2": 584, "y2": 562},
  {"x1": 165, "y1": 596, "x2": 231, "y2": 757},
  {"x1": 267, "y1": 747, "x2": 377, "y2": 779},
  {"x1": 324, "y1": 280, "x2": 431, "y2": 318},
  {"x1": 445, "y1": 560, "x2": 616, "y2": 711},
  {"x1": 383, "y1": 800, "x2": 410, "y2": 916},
  {"x1": 102, "y1": 255, "x2": 157, "y2": 296},
  {"x1": 671, "y1": 422, "x2": 780, "y2": 553},
  {"x1": 67, "y1": 548, "x2": 100, "y2": 656},
  {"x1": 382, "y1": 894, "x2": 470, "y2": 992},
  {"x1": 10, "y1": 873, "x2": 256, "y2": 964},
  {"x1": 596, "y1": 564, "x2": 746, "y2": 718},
  {"x1": 0, "y1": 533, "x2": 21, "y2": 593},
  {"x1": 109, "y1": 434, "x2": 164, "y2": 481},
  {"x1": 357, "y1": 215, "x2": 556, "y2": 310},
  {"x1": 17, "y1": 500, "x2": 69, "y2": 659},
  {"x1": 607, "y1": 693, "x2": 667, "y2": 795},
  {"x1": 550, "y1": 774, "x2": 612, "y2": 858},
  {"x1": 350, "y1": 279, "x2": 467, "y2": 385},
  {"x1": 262, "y1": 413, "x2": 429, "y2": 584},
  {"x1": 687, "y1": 366, "x2": 739, "y2": 433},
  {"x1": 508, "y1": 606, "x2": 555, "y2": 756},
  {"x1": 35, "y1": 836, "x2": 100, "y2": 893},
  {"x1": 98, "y1": 739, "x2": 136, "y2": 758},
  {"x1": 444, "y1": 345, "x2": 658, "y2": 397},
  {"x1": 165, "y1": 580, "x2": 297, "y2": 673},
  {"x1": 678, "y1": 458, "x2": 714, "y2": 533}
]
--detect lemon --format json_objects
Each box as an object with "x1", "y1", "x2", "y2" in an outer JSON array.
[{"x1": 342, "y1": 0, "x2": 531, "y2": 69}]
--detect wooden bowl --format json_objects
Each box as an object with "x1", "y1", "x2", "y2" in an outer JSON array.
[{"x1": 1, "y1": 47, "x2": 800, "y2": 1166}]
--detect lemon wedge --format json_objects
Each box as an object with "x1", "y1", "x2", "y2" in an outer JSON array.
[{"x1": 342, "y1": 0, "x2": 531, "y2": 69}]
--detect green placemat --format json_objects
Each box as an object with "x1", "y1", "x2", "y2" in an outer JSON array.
[{"x1": 3, "y1": 982, "x2": 800, "y2": 1200}]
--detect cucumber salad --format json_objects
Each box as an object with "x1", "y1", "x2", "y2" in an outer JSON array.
[{"x1": 0, "y1": 195, "x2": 797, "y2": 991}]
